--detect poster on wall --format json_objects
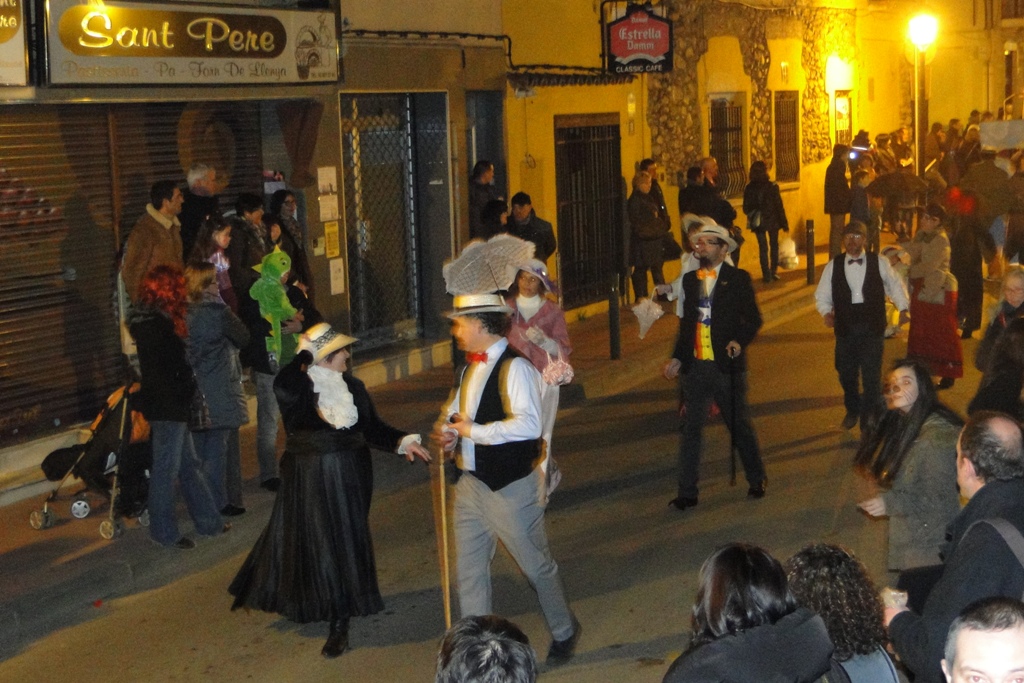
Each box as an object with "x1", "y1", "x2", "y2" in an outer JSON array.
[
  {"x1": 46, "y1": 0, "x2": 338, "y2": 85},
  {"x1": 0, "y1": 1, "x2": 27, "y2": 85},
  {"x1": 604, "y1": 4, "x2": 673, "y2": 74}
]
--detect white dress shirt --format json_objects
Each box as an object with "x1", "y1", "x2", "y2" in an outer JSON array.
[
  {"x1": 814, "y1": 252, "x2": 910, "y2": 317},
  {"x1": 444, "y1": 337, "x2": 542, "y2": 472}
]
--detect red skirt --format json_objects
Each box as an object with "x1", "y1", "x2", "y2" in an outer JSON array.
[{"x1": 907, "y1": 279, "x2": 964, "y2": 379}]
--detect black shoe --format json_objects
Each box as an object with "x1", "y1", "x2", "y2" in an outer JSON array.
[
  {"x1": 221, "y1": 505, "x2": 246, "y2": 517},
  {"x1": 840, "y1": 413, "x2": 858, "y2": 430},
  {"x1": 747, "y1": 481, "x2": 767, "y2": 499},
  {"x1": 322, "y1": 619, "x2": 349, "y2": 659},
  {"x1": 171, "y1": 537, "x2": 195, "y2": 550},
  {"x1": 961, "y1": 330, "x2": 973, "y2": 340},
  {"x1": 547, "y1": 618, "x2": 581, "y2": 665},
  {"x1": 260, "y1": 477, "x2": 281, "y2": 493},
  {"x1": 937, "y1": 377, "x2": 955, "y2": 390},
  {"x1": 668, "y1": 496, "x2": 698, "y2": 511}
]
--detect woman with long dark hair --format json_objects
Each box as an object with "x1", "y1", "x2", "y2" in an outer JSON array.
[
  {"x1": 742, "y1": 160, "x2": 789, "y2": 283},
  {"x1": 855, "y1": 359, "x2": 963, "y2": 575},
  {"x1": 127, "y1": 265, "x2": 226, "y2": 549},
  {"x1": 662, "y1": 543, "x2": 833, "y2": 682},
  {"x1": 787, "y1": 543, "x2": 899, "y2": 682}
]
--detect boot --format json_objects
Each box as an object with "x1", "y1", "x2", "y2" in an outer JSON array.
[{"x1": 321, "y1": 617, "x2": 349, "y2": 659}]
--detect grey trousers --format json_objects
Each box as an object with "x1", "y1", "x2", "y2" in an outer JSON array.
[
  {"x1": 254, "y1": 371, "x2": 280, "y2": 483},
  {"x1": 454, "y1": 467, "x2": 575, "y2": 640}
]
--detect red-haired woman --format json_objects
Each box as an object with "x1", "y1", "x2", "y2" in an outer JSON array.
[{"x1": 128, "y1": 265, "x2": 226, "y2": 549}]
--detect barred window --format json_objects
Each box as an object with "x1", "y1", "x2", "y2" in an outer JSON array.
[
  {"x1": 774, "y1": 91, "x2": 800, "y2": 182},
  {"x1": 708, "y1": 95, "x2": 745, "y2": 198},
  {"x1": 1005, "y1": 0, "x2": 1024, "y2": 20}
]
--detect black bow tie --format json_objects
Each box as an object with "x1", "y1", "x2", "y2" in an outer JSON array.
[{"x1": 848, "y1": 258, "x2": 864, "y2": 265}]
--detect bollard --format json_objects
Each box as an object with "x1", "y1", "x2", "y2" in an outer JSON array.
[
  {"x1": 609, "y1": 273, "x2": 621, "y2": 360},
  {"x1": 805, "y1": 219, "x2": 816, "y2": 285}
]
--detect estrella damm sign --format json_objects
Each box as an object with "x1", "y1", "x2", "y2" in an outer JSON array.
[{"x1": 605, "y1": 4, "x2": 673, "y2": 74}]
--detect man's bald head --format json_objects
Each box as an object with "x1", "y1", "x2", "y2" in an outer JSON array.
[{"x1": 958, "y1": 411, "x2": 1024, "y2": 485}]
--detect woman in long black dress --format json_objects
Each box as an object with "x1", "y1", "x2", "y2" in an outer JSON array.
[{"x1": 229, "y1": 323, "x2": 430, "y2": 658}]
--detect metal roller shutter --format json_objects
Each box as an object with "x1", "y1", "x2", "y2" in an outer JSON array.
[
  {"x1": 0, "y1": 105, "x2": 121, "y2": 444},
  {"x1": 0, "y1": 102, "x2": 263, "y2": 446}
]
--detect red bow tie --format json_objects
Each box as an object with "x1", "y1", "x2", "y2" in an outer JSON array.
[{"x1": 466, "y1": 352, "x2": 489, "y2": 364}]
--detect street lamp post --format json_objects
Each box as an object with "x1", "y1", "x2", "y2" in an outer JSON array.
[{"x1": 909, "y1": 14, "x2": 938, "y2": 173}]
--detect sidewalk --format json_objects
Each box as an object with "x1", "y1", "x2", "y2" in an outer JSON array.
[{"x1": 0, "y1": 253, "x2": 825, "y2": 660}]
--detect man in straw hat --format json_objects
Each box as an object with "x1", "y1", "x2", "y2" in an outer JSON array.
[
  {"x1": 435, "y1": 291, "x2": 581, "y2": 666},
  {"x1": 663, "y1": 216, "x2": 767, "y2": 510},
  {"x1": 815, "y1": 220, "x2": 909, "y2": 431}
]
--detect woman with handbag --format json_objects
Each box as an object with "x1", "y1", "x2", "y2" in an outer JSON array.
[
  {"x1": 127, "y1": 265, "x2": 226, "y2": 549},
  {"x1": 628, "y1": 170, "x2": 670, "y2": 299},
  {"x1": 742, "y1": 160, "x2": 789, "y2": 283},
  {"x1": 185, "y1": 263, "x2": 250, "y2": 517},
  {"x1": 854, "y1": 359, "x2": 963, "y2": 580},
  {"x1": 505, "y1": 259, "x2": 572, "y2": 499}
]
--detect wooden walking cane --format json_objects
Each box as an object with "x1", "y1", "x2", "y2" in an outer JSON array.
[{"x1": 429, "y1": 445, "x2": 452, "y2": 629}]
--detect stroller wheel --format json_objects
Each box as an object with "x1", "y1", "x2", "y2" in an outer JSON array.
[
  {"x1": 137, "y1": 509, "x2": 150, "y2": 527},
  {"x1": 70, "y1": 499, "x2": 91, "y2": 519},
  {"x1": 30, "y1": 509, "x2": 55, "y2": 530},
  {"x1": 98, "y1": 519, "x2": 122, "y2": 540}
]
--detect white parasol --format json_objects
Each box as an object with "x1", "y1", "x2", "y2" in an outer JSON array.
[
  {"x1": 631, "y1": 297, "x2": 665, "y2": 339},
  {"x1": 443, "y1": 234, "x2": 536, "y2": 295}
]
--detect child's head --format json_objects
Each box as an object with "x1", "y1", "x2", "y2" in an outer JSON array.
[
  {"x1": 191, "y1": 216, "x2": 231, "y2": 260},
  {"x1": 853, "y1": 170, "x2": 870, "y2": 188}
]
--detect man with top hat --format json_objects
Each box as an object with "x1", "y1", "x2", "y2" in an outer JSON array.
[
  {"x1": 663, "y1": 217, "x2": 767, "y2": 510},
  {"x1": 435, "y1": 291, "x2": 581, "y2": 666},
  {"x1": 815, "y1": 220, "x2": 910, "y2": 431}
]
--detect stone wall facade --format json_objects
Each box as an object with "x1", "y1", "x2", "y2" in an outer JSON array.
[{"x1": 649, "y1": 0, "x2": 856, "y2": 181}]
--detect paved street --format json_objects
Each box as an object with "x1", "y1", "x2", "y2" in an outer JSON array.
[{"x1": 0, "y1": 306, "x2": 987, "y2": 682}]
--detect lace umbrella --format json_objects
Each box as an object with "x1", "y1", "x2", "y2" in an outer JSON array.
[
  {"x1": 631, "y1": 297, "x2": 665, "y2": 339},
  {"x1": 443, "y1": 234, "x2": 536, "y2": 295}
]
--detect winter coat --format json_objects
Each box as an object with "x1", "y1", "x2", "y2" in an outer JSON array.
[
  {"x1": 187, "y1": 294, "x2": 250, "y2": 429},
  {"x1": 629, "y1": 190, "x2": 669, "y2": 241},
  {"x1": 742, "y1": 180, "x2": 789, "y2": 233},
  {"x1": 824, "y1": 158, "x2": 851, "y2": 214},
  {"x1": 509, "y1": 211, "x2": 558, "y2": 263},
  {"x1": 127, "y1": 306, "x2": 195, "y2": 423},
  {"x1": 226, "y1": 217, "x2": 268, "y2": 297},
  {"x1": 889, "y1": 479, "x2": 1024, "y2": 683},
  {"x1": 662, "y1": 608, "x2": 834, "y2": 683},
  {"x1": 121, "y1": 207, "x2": 183, "y2": 303},
  {"x1": 878, "y1": 413, "x2": 962, "y2": 570}
]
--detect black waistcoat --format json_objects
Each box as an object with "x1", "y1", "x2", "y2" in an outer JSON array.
[
  {"x1": 831, "y1": 252, "x2": 886, "y2": 336},
  {"x1": 468, "y1": 347, "x2": 540, "y2": 491}
]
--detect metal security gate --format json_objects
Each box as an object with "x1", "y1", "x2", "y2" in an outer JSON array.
[
  {"x1": 341, "y1": 94, "x2": 421, "y2": 349},
  {"x1": 554, "y1": 115, "x2": 624, "y2": 310},
  {"x1": 709, "y1": 98, "x2": 745, "y2": 198}
]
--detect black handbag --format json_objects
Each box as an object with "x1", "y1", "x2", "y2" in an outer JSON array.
[
  {"x1": 662, "y1": 233, "x2": 683, "y2": 260},
  {"x1": 188, "y1": 371, "x2": 212, "y2": 431}
]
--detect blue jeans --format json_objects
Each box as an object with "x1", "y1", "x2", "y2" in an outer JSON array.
[
  {"x1": 148, "y1": 421, "x2": 223, "y2": 546},
  {"x1": 255, "y1": 371, "x2": 280, "y2": 483},
  {"x1": 192, "y1": 428, "x2": 230, "y2": 510},
  {"x1": 225, "y1": 428, "x2": 243, "y2": 507}
]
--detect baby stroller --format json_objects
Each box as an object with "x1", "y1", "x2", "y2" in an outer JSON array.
[{"x1": 32, "y1": 380, "x2": 152, "y2": 539}]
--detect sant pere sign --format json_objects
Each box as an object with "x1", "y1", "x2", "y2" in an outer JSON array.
[
  {"x1": 46, "y1": 0, "x2": 338, "y2": 85},
  {"x1": 606, "y1": 5, "x2": 673, "y2": 74}
]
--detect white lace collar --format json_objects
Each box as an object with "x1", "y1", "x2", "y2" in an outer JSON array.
[{"x1": 307, "y1": 365, "x2": 359, "y2": 429}]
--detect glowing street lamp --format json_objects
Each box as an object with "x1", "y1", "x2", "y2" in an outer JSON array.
[{"x1": 908, "y1": 13, "x2": 938, "y2": 172}]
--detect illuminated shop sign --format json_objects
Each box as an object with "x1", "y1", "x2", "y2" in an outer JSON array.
[
  {"x1": 47, "y1": 0, "x2": 337, "y2": 85},
  {"x1": 605, "y1": 4, "x2": 673, "y2": 74},
  {"x1": 0, "y1": 0, "x2": 28, "y2": 86}
]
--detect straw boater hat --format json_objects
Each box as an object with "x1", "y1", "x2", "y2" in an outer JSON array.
[
  {"x1": 447, "y1": 293, "x2": 512, "y2": 318},
  {"x1": 681, "y1": 213, "x2": 738, "y2": 253},
  {"x1": 297, "y1": 323, "x2": 358, "y2": 364}
]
